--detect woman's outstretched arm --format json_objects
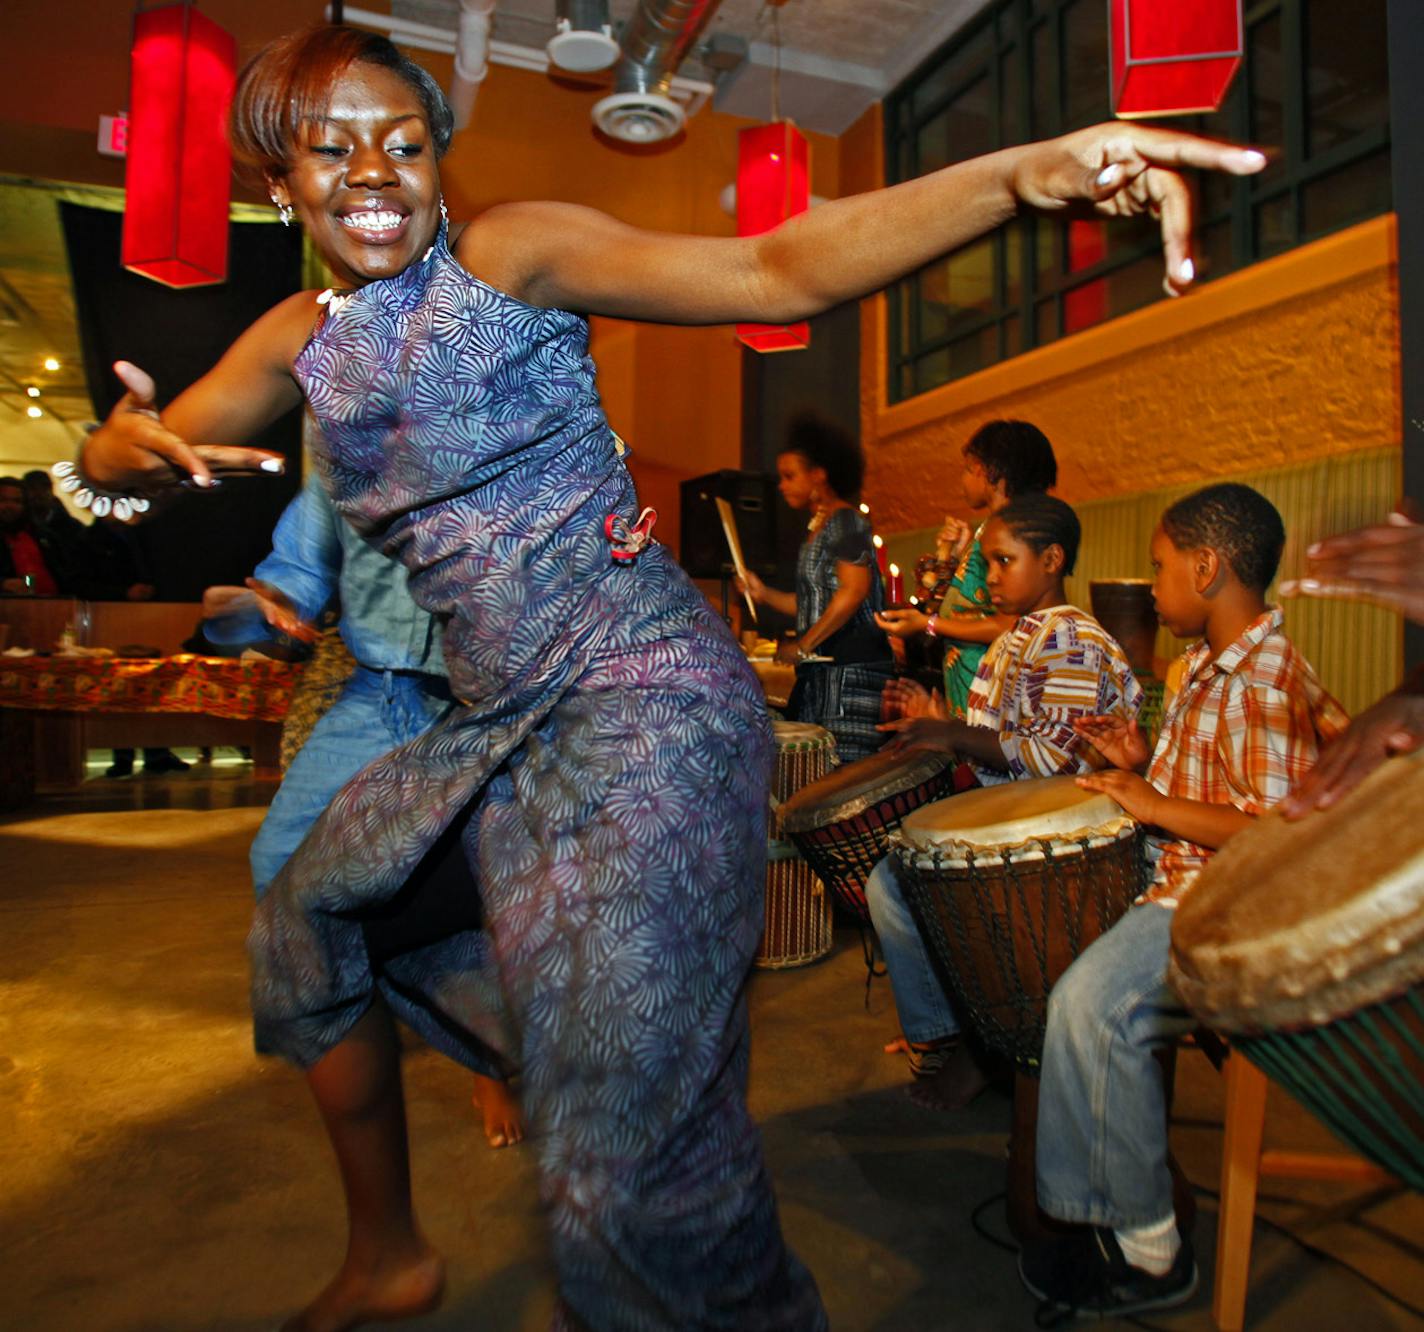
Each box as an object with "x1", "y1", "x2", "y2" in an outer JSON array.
[
  {"x1": 462, "y1": 123, "x2": 1265, "y2": 324},
  {"x1": 78, "y1": 291, "x2": 317, "y2": 493}
]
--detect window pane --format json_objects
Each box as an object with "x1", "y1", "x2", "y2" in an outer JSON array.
[
  {"x1": 918, "y1": 236, "x2": 999, "y2": 342},
  {"x1": 1005, "y1": 227, "x2": 1023, "y2": 307},
  {"x1": 1301, "y1": 148, "x2": 1392, "y2": 240},
  {"x1": 1003, "y1": 315, "x2": 1022, "y2": 360},
  {"x1": 1036, "y1": 298, "x2": 1058, "y2": 345},
  {"x1": 1254, "y1": 193, "x2": 1293, "y2": 257},
  {"x1": 1032, "y1": 18, "x2": 1055, "y2": 137},
  {"x1": 1061, "y1": 0, "x2": 1109, "y2": 127},
  {"x1": 1035, "y1": 217, "x2": 1058, "y2": 285},
  {"x1": 916, "y1": 74, "x2": 993, "y2": 172},
  {"x1": 914, "y1": 347, "x2": 951, "y2": 395},
  {"x1": 1249, "y1": 14, "x2": 1286, "y2": 187},
  {"x1": 912, "y1": 23, "x2": 994, "y2": 117},
  {"x1": 1063, "y1": 277, "x2": 1106, "y2": 335},
  {"x1": 1102, "y1": 252, "x2": 1168, "y2": 320},
  {"x1": 1000, "y1": 49, "x2": 1023, "y2": 145},
  {"x1": 1303, "y1": 0, "x2": 1388, "y2": 158},
  {"x1": 1198, "y1": 218, "x2": 1235, "y2": 284}
]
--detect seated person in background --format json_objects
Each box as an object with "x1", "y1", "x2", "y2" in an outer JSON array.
[
  {"x1": 206, "y1": 474, "x2": 523, "y2": 1150},
  {"x1": 877, "y1": 420, "x2": 1058, "y2": 716},
  {"x1": 868, "y1": 494, "x2": 1141, "y2": 1109},
  {"x1": 1023, "y1": 483, "x2": 1347, "y2": 1321},
  {"x1": 0, "y1": 475, "x2": 70, "y2": 596},
  {"x1": 23, "y1": 468, "x2": 86, "y2": 563},
  {"x1": 1281, "y1": 505, "x2": 1424, "y2": 814},
  {"x1": 76, "y1": 515, "x2": 156, "y2": 602}
]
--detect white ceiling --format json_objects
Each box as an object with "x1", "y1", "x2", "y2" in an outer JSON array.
[{"x1": 393, "y1": 0, "x2": 990, "y2": 134}]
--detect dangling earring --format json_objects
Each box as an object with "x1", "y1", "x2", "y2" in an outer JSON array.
[
  {"x1": 439, "y1": 197, "x2": 449, "y2": 226},
  {"x1": 272, "y1": 195, "x2": 294, "y2": 228}
]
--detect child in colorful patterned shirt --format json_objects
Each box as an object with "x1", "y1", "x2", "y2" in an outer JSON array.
[
  {"x1": 1024, "y1": 483, "x2": 1348, "y2": 1322},
  {"x1": 867, "y1": 494, "x2": 1142, "y2": 1108}
]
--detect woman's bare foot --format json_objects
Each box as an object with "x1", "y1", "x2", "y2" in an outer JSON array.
[
  {"x1": 280, "y1": 1242, "x2": 445, "y2": 1332},
  {"x1": 884, "y1": 1033, "x2": 958, "y2": 1079},
  {"x1": 471, "y1": 1073, "x2": 524, "y2": 1149},
  {"x1": 905, "y1": 1041, "x2": 992, "y2": 1112}
]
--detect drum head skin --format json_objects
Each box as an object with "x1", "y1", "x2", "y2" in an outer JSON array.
[
  {"x1": 898, "y1": 775, "x2": 1133, "y2": 859},
  {"x1": 780, "y1": 749, "x2": 953, "y2": 832},
  {"x1": 1170, "y1": 749, "x2": 1424, "y2": 1032},
  {"x1": 771, "y1": 720, "x2": 837, "y2": 752}
]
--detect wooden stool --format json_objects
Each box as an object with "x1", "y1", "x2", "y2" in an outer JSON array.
[{"x1": 1212, "y1": 1051, "x2": 1398, "y2": 1330}]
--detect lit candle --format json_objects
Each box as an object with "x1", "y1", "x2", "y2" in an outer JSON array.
[
  {"x1": 872, "y1": 533, "x2": 888, "y2": 580},
  {"x1": 858, "y1": 502, "x2": 870, "y2": 515},
  {"x1": 887, "y1": 562, "x2": 903, "y2": 604}
]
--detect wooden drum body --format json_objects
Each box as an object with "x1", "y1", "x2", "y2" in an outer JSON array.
[
  {"x1": 1170, "y1": 749, "x2": 1424, "y2": 1190},
  {"x1": 757, "y1": 720, "x2": 837, "y2": 969},
  {"x1": 779, "y1": 749, "x2": 961, "y2": 923},
  {"x1": 890, "y1": 777, "x2": 1144, "y2": 1070}
]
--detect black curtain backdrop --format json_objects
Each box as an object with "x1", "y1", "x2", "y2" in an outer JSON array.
[{"x1": 60, "y1": 203, "x2": 304, "y2": 602}]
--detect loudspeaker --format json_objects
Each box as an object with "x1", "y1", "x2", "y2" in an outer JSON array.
[{"x1": 679, "y1": 469, "x2": 785, "y2": 580}]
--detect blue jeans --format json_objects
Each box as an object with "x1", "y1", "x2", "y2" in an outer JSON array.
[
  {"x1": 250, "y1": 666, "x2": 453, "y2": 897},
  {"x1": 864, "y1": 854, "x2": 961, "y2": 1044},
  {"x1": 1036, "y1": 902, "x2": 1192, "y2": 1229}
]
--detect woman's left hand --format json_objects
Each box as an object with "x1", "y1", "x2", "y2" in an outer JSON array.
[
  {"x1": 1011, "y1": 125, "x2": 1267, "y2": 296},
  {"x1": 876, "y1": 606, "x2": 930, "y2": 638}
]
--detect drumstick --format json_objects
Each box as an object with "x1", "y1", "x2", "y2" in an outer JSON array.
[{"x1": 715, "y1": 497, "x2": 759, "y2": 623}]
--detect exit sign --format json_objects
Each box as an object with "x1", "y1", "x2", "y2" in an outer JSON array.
[{"x1": 98, "y1": 112, "x2": 128, "y2": 158}]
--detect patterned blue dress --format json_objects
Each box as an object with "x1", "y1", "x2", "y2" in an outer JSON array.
[{"x1": 246, "y1": 228, "x2": 825, "y2": 1330}]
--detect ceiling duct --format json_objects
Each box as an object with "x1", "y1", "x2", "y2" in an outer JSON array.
[
  {"x1": 548, "y1": 0, "x2": 619, "y2": 74},
  {"x1": 593, "y1": 0, "x2": 725, "y2": 143}
]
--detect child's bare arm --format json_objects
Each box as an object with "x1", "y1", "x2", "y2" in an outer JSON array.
[{"x1": 1077, "y1": 770, "x2": 1253, "y2": 847}]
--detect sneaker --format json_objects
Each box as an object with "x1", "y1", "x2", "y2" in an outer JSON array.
[{"x1": 1024, "y1": 1227, "x2": 1196, "y2": 1324}]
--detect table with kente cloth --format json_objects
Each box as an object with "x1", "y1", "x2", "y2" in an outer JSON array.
[
  {"x1": 0, "y1": 653, "x2": 302, "y2": 720},
  {"x1": 0, "y1": 654, "x2": 301, "y2": 803}
]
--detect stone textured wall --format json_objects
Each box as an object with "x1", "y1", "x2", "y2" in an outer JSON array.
[{"x1": 866, "y1": 265, "x2": 1399, "y2": 528}]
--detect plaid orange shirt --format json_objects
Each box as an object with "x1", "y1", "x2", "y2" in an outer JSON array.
[
  {"x1": 1141, "y1": 608, "x2": 1348, "y2": 908},
  {"x1": 967, "y1": 605, "x2": 1142, "y2": 787}
]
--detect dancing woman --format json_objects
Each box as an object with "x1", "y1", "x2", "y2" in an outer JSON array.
[{"x1": 76, "y1": 23, "x2": 1265, "y2": 1331}]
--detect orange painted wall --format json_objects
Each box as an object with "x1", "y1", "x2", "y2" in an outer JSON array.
[{"x1": 836, "y1": 106, "x2": 1401, "y2": 532}]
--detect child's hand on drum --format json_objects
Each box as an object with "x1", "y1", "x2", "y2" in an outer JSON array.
[
  {"x1": 1076, "y1": 769, "x2": 1161, "y2": 823},
  {"x1": 1073, "y1": 714, "x2": 1150, "y2": 772},
  {"x1": 1281, "y1": 688, "x2": 1424, "y2": 819},
  {"x1": 878, "y1": 715, "x2": 959, "y2": 757}
]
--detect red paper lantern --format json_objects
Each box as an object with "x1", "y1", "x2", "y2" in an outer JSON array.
[
  {"x1": 122, "y1": 3, "x2": 237, "y2": 288},
  {"x1": 1109, "y1": 0, "x2": 1243, "y2": 119},
  {"x1": 735, "y1": 121, "x2": 810, "y2": 353}
]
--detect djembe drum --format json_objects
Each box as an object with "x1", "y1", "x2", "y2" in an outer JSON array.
[
  {"x1": 758, "y1": 721, "x2": 837, "y2": 969},
  {"x1": 889, "y1": 776, "x2": 1146, "y2": 1236},
  {"x1": 1170, "y1": 748, "x2": 1424, "y2": 1190},
  {"x1": 779, "y1": 748, "x2": 963, "y2": 923}
]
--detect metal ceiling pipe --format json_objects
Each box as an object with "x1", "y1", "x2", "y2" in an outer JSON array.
[
  {"x1": 593, "y1": 0, "x2": 725, "y2": 142},
  {"x1": 449, "y1": 0, "x2": 498, "y2": 131}
]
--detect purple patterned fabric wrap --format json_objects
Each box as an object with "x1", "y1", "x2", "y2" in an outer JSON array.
[{"x1": 246, "y1": 230, "x2": 824, "y2": 1330}]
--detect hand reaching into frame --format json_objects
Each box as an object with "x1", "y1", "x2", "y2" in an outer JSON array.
[{"x1": 1280, "y1": 509, "x2": 1424, "y2": 623}]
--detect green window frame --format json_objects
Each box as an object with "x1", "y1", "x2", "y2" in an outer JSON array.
[{"x1": 885, "y1": 0, "x2": 1392, "y2": 403}]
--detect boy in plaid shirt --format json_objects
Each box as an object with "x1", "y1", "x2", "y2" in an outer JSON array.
[{"x1": 1022, "y1": 484, "x2": 1347, "y2": 1320}]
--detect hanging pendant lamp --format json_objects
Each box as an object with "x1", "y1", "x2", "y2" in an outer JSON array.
[
  {"x1": 1109, "y1": 0, "x2": 1244, "y2": 119},
  {"x1": 735, "y1": 120, "x2": 810, "y2": 354},
  {"x1": 121, "y1": 2, "x2": 237, "y2": 288}
]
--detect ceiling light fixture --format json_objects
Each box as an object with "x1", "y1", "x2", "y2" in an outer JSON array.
[
  {"x1": 26, "y1": 386, "x2": 41, "y2": 398},
  {"x1": 43, "y1": 358, "x2": 60, "y2": 372},
  {"x1": 27, "y1": 405, "x2": 44, "y2": 419}
]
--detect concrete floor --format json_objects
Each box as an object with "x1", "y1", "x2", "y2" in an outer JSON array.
[{"x1": 2, "y1": 763, "x2": 1422, "y2": 1331}]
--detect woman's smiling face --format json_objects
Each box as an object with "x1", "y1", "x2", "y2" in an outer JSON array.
[{"x1": 270, "y1": 62, "x2": 442, "y2": 289}]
